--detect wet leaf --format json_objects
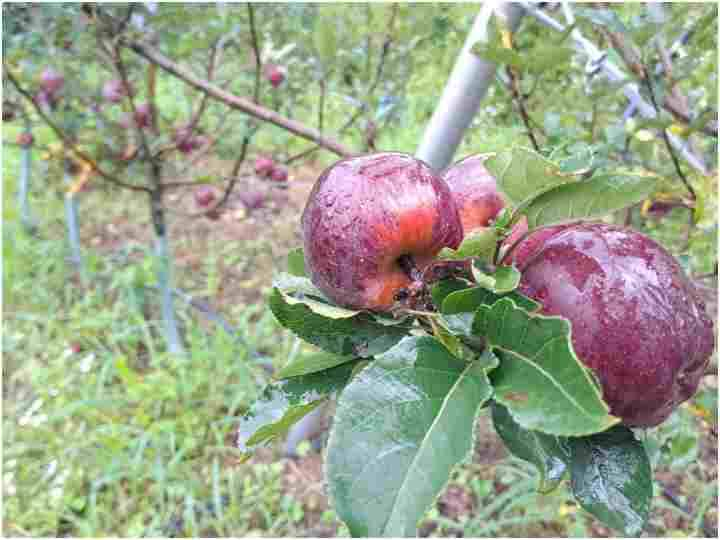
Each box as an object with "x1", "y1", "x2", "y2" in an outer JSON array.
[
  {"x1": 440, "y1": 286, "x2": 540, "y2": 337},
  {"x1": 568, "y1": 426, "x2": 652, "y2": 537},
  {"x1": 474, "y1": 298, "x2": 619, "y2": 436},
  {"x1": 236, "y1": 361, "x2": 358, "y2": 457},
  {"x1": 471, "y1": 263, "x2": 521, "y2": 294},
  {"x1": 275, "y1": 351, "x2": 356, "y2": 379},
  {"x1": 438, "y1": 227, "x2": 497, "y2": 262},
  {"x1": 269, "y1": 289, "x2": 409, "y2": 358},
  {"x1": 484, "y1": 147, "x2": 573, "y2": 206},
  {"x1": 326, "y1": 336, "x2": 493, "y2": 537},
  {"x1": 520, "y1": 173, "x2": 657, "y2": 229},
  {"x1": 491, "y1": 402, "x2": 569, "y2": 493}
]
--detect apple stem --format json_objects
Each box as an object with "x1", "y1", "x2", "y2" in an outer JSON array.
[{"x1": 397, "y1": 254, "x2": 422, "y2": 281}]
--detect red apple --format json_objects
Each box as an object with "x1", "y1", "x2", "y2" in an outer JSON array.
[
  {"x1": 270, "y1": 165, "x2": 288, "y2": 182},
  {"x1": 266, "y1": 64, "x2": 285, "y2": 88},
  {"x1": 102, "y1": 79, "x2": 132, "y2": 103},
  {"x1": 133, "y1": 103, "x2": 152, "y2": 128},
  {"x1": 302, "y1": 152, "x2": 463, "y2": 311},
  {"x1": 69, "y1": 342, "x2": 82, "y2": 354},
  {"x1": 255, "y1": 156, "x2": 275, "y2": 177},
  {"x1": 194, "y1": 186, "x2": 216, "y2": 207},
  {"x1": 17, "y1": 132, "x2": 34, "y2": 147},
  {"x1": 442, "y1": 154, "x2": 505, "y2": 234},
  {"x1": 173, "y1": 125, "x2": 201, "y2": 154},
  {"x1": 40, "y1": 67, "x2": 64, "y2": 94},
  {"x1": 511, "y1": 222, "x2": 714, "y2": 427}
]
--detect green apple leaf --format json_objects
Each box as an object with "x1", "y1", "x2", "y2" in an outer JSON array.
[
  {"x1": 326, "y1": 337, "x2": 493, "y2": 537},
  {"x1": 273, "y1": 273, "x2": 359, "y2": 319},
  {"x1": 438, "y1": 227, "x2": 498, "y2": 262},
  {"x1": 287, "y1": 247, "x2": 306, "y2": 277},
  {"x1": 474, "y1": 298, "x2": 619, "y2": 436},
  {"x1": 236, "y1": 361, "x2": 358, "y2": 458},
  {"x1": 275, "y1": 350, "x2": 357, "y2": 379},
  {"x1": 484, "y1": 147, "x2": 574, "y2": 206},
  {"x1": 269, "y1": 289, "x2": 410, "y2": 358},
  {"x1": 440, "y1": 286, "x2": 540, "y2": 337},
  {"x1": 519, "y1": 172, "x2": 658, "y2": 229},
  {"x1": 491, "y1": 402, "x2": 569, "y2": 493},
  {"x1": 471, "y1": 41, "x2": 525, "y2": 69},
  {"x1": 430, "y1": 278, "x2": 471, "y2": 309},
  {"x1": 471, "y1": 263, "x2": 521, "y2": 294},
  {"x1": 568, "y1": 426, "x2": 652, "y2": 537}
]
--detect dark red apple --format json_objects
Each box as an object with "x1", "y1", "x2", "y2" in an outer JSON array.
[
  {"x1": 442, "y1": 154, "x2": 505, "y2": 233},
  {"x1": 266, "y1": 64, "x2": 285, "y2": 88},
  {"x1": 17, "y1": 132, "x2": 34, "y2": 147},
  {"x1": 511, "y1": 222, "x2": 714, "y2": 427},
  {"x1": 302, "y1": 152, "x2": 463, "y2": 311},
  {"x1": 194, "y1": 186, "x2": 216, "y2": 207},
  {"x1": 40, "y1": 67, "x2": 64, "y2": 94},
  {"x1": 133, "y1": 103, "x2": 152, "y2": 128},
  {"x1": 69, "y1": 342, "x2": 82, "y2": 354},
  {"x1": 270, "y1": 165, "x2": 288, "y2": 182},
  {"x1": 173, "y1": 125, "x2": 201, "y2": 154},
  {"x1": 255, "y1": 156, "x2": 275, "y2": 177}
]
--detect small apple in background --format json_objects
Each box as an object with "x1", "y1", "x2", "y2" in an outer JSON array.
[
  {"x1": 17, "y1": 132, "x2": 34, "y2": 147},
  {"x1": 194, "y1": 186, "x2": 217, "y2": 208},
  {"x1": 265, "y1": 64, "x2": 285, "y2": 88},
  {"x1": 302, "y1": 152, "x2": 463, "y2": 311},
  {"x1": 269, "y1": 165, "x2": 288, "y2": 182},
  {"x1": 511, "y1": 222, "x2": 714, "y2": 428},
  {"x1": 442, "y1": 154, "x2": 505, "y2": 234},
  {"x1": 133, "y1": 103, "x2": 152, "y2": 128},
  {"x1": 240, "y1": 190, "x2": 265, "y2": 211},
  {"x1": 102, "y1": 79, "x2": 132, "y2": 103},
  {"x1": 40, "y1": 67, "x2": 65, "y2": 94},
  {"x1": 173, "y1": 125, "x2": 204, "y2": 154},
  {"x1": 69, "y1": 342, "x2": 82, "y2": 355},
  {"x1": 255, "y1": 156, "x2": 275, "y2": 177}
]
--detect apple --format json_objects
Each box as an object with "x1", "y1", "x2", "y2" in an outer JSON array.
[
  {"x1": 69, "y1": 342, "x2": 82, "y2": 354},
  {"x1": 17, "y1": 132, "x2": 34, "y2": 147},
  {"x1": 240, "y1": 190, "x2": 265, "y2": 210},
  {"x1": 442, "y1": 154, "x2": 505, "y2": 233},
  {"x1": 173, "y1": 125, "x2": 202, "y2": 154},
  {"x1": 302, "y1": 152, "x2": 463, "y2": 311},
  {"x1": 266, "y1": 64, "x2": 285, "y2": 88},
  {"x1": 255, "y1": 156, "x2": 275, "y2": 177},
  {"x1": 511, "y1": 222, "x2": 714, "y2": 427},
  {"x1": 133, "y1": 103, "x2": 152, "y2": 128},
  {"x1": 269, "y1": 165, "x2": 288, "y2": 182},
  {"x1": 40, "y1": 67, "x2": 64, "y2": 94},
  {"x1": 194, "y1": 186, "x2": 216, "y2": 207},
  {"x1": 102, "y1": 79, "x2": 132, "y2": 103}
]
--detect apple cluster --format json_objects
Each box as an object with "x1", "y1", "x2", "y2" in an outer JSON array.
[
  {"x1": 254, "y1": 156, "x2": 288, "y2": 182},
  {"x1": 300, "y1": 152, "x2": 714, "y2": 428}
]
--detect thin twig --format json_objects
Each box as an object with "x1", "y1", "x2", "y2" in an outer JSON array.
[
  {"x1": 124, "y1": 39, "x2": 354, "y2": 158},
  {"x1": 643, "y1": 75, "x2": 697, "y2": 201},
  {"x1": 247, "y1": 3, "x2": 262, "y2": 105},
  {"x1": 4, "y1": 67, "x2": 150, "y2": 193},
  {"x1": 286, "y1": 4, "x2": 398, "y2": 164},
  {"x1": 506, "y1": 65, "x2": 540, "y2": 152}
]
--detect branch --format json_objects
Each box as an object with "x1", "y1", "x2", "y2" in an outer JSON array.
[
  {"x1": 502, "y1": 30, "x2": 540, "y2": 152},
  {"x1": 124, "y1": 39, "x2": 355, "y2": 158},
  {"x1": 4, "y1": 66, "x2": 150, "y2": 193}
]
